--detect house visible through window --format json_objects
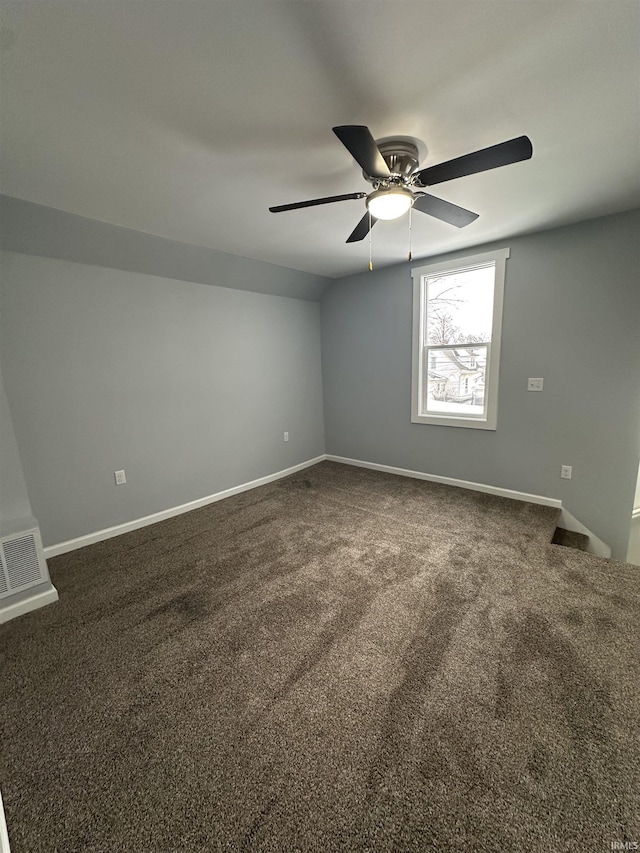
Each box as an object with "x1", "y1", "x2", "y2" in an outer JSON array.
[{"x1": 411, "y1": 248, "x2": 509, "y2": 430}]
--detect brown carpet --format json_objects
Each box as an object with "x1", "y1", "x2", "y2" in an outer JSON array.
[{"x1": 1, "y1": 461, "x2": 638, "y2": 852}]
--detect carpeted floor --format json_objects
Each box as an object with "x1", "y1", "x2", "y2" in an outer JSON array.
[{"x1": 1, "y1": 461, "x2": 638, "y2": 852}]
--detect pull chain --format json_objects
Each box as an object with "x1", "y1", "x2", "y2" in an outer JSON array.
[
  {"x1": 368, "y1": 211, "x2": 373, "y2": 271},
  {"x1": 408, "y1": 204, "x2": 413, "y2": 262}
]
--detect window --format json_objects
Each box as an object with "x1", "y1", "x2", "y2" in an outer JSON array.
[{"x1": 411, "y1": 248, "x2": 509, "y2": 430}]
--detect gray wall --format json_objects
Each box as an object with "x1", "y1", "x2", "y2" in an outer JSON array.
[
  {"x1": 321, "y1": 209, "x2": 640, "y2": 560},
  {"x1": 0, "y1": 367, "x2": 33, "y2": 527},
  {"x1": 0, "y1": 195, "x2": 329, "y2": 303},
  {"x1": 0, "y1": 251, "x2": 325, "y2": 547}
]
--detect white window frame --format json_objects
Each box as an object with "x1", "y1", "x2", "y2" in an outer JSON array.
[{"x1": 411, "y1": 248, "x2": 509, "y2": 430}]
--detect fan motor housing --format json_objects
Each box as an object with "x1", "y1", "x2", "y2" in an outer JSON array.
[{"x1": 363, "y1": 139, "x2": 420, "y2": 184}]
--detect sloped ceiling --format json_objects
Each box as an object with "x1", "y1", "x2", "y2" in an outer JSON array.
[{"x1": 1, "y1": 0, "x2": 639, "y2": 279}]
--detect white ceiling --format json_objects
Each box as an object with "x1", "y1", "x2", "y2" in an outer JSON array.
[{"x1": 1, "y1": 1, "x2": 639, "y2": 279}]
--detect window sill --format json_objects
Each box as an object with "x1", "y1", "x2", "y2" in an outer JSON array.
[{"x1": 411, "y1": 413, "x2": 497, "y2": 430}]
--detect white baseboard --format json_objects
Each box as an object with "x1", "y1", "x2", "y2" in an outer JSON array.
[
  {"x1": 0, "y1": 585, "x2": 59, "y2": 625},
  {"x1": 43, "y1": 456, "x2": 326, "y2": 558},
  {"x1": 0, "y1": 789, "x2": 11, "y2": 853},
  {"x1": 627, "y1": 514, "x2": 640, "y2": 566},
  {"x1": 325, "y1": 454, "x2": 563, "y2": 509},
  {"x1": 43, "y1": 453, "x2": 613, "y2": 562},
  {"x1": 558, "y1": 508, "x2": 612, "y2": 558}
]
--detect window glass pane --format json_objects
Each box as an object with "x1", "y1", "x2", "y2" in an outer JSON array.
[
  {"x1": 426, "y1": 265, "x2": 495, "y2": 346},
  {"x1": 424, "y1": 345, "x2": 488, "y2": 416}
]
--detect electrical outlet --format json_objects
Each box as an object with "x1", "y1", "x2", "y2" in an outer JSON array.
[
  {"x1": 560, "y1": 465, "x2": 572, "y2": 480},
  {"x1": 527, "y1": 378, "x2": 544, "y2": 392},
  {"x1": 114, "y1": 469, "x2": 127, "y2": 485},
  {"x1": 283, "y1": 432, "x2": 289, "y2": 442}
]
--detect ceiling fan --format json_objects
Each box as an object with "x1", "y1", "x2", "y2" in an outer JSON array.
[{"x1": 269, "y1": 125, "x2": 533, "y2": 243}]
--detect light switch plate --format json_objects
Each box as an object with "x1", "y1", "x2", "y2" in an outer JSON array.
[{"x1": 527, "y1": 378, "x2": 544, "y2": 392}]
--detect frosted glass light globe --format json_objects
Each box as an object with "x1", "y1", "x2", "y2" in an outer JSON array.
[{"x1": 367, "y1": 189, "x2": 413, "y2": 220}]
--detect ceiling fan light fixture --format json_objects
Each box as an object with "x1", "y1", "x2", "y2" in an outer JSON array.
[{"x1": 366, "y1": 188, "x2": 413, "y2": 220}]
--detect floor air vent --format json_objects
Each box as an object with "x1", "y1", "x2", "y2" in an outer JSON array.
[{"x1": 0, "y1": 528, "x2": 48, "y2": 599}]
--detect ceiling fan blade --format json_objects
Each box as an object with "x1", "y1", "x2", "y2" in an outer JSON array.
[
  {"x1": 412, "y1": 194, "x2": 479, "y2": 228},
  {"x1": 333, "y1": 126, "x2": 390, "y2": 179},
  {"x1": 269, "y1": 192, "x2": 366, "y2": 213},
  {"x1": 346, "y1": 211, "x2": 378, "y2": 243},
  {"x1": 413, "y1": 136, "x2": 533, "y2": 187}
]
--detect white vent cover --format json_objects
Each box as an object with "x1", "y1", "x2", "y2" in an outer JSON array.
[{"x1": 0, "y1": 528, "x2": 47, "y2": 599}]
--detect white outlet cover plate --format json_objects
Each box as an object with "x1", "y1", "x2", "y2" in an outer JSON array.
[
  {"x1": 114, "y1": 470, "x2": 126, "y2": 485},
  {"x1": 527, "y1": 378, "x2": 544, "y2": 391}
]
